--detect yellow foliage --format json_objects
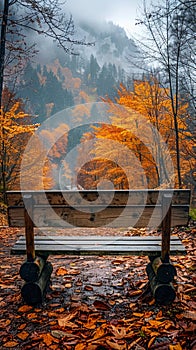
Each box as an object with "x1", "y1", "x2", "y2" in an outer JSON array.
[
  {"x1": 77, "y1": 77, "x2": 193, "y2": 189},
  {"x1": 0, "y1": 102, "x2": 42, "y2": 190}
]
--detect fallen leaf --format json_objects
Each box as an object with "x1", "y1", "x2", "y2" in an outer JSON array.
[
  {"x1": 18, "y1": 323, "x2": 27, "y2": 330},
  {"x1": 130, "y1": 290, "x2": 142, "y2": 296},
  {"x1": 110, "y1": 325, "x2": 126, "y2": 339},
  {"x1": 58, "y1": 310, "x2": 78, "y2": 327},
  {"x1": 27, "y1": 313, "x2": 37, "y2": 319},
  {"x1": 17, "y1": 330, "x2": 29, "y2": 340},
  {"x1": 91, "y1": 281, "x2": 102, "y2": 286},
  {"x1": 42, "y1": 333, "x2": 57, "y2": 346},
  {"x1": 56, "y1": 267, "x2": 68, "y2": 276},
  {"x1": 75, "y1": 343, "x2": 87, "y2": 350},
  {"x1": 84, "y1": 285, "x2": 94, "y2": 291},
  {"x1": 106, "y1": 339, "x2": 126, "y2": 349},
  {"x1": 169, "y1": 343, "x2": 182, "y2": 350},
  {"x1": 0, "y1": 319, "x2": 11, "y2": 327},
  {"x1": 91, "y1": 324, "x2": 106, "y2": 340},
  {"x1": 58, "y1": 320, "x2": 78, "y2": 328},
  {"x1": 51, "y1": 330, "x2": 80, "y2": 339},
  {"x1": 3, "y1": 341, "x2": 19, "y2": 348},
  {"x1": 93, "y1": 300, "x2": 110, "y2": 310},
  {"x1": 148, "y1": 336, "x2": 156, "y2": 348},
  {"x1": 18, "y1": 305, "x2": 33, "y2": 313},
  {"x1": 84, "y1": 317, "x2": 97, "y2": 330}
]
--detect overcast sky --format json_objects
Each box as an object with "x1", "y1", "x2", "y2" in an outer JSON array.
[{"x1": 67, "y1": 0, "x2": 154, "y2": 36}]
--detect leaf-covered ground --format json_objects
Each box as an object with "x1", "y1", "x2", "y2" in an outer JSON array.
[{"x1": 0, "y1": 225, "x2": 195, "y2": 350}]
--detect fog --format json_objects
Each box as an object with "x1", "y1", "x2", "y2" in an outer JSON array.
[{"x1": 66, "y1": 0, "x2": 147, "y2": 36}]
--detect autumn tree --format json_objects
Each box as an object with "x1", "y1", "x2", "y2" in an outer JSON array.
[
  {"x1": 0, "y1": 0, "x2": 92, "y2": 108},
  {"x1": 77, "y1": 110, "x2": 161, "y2": 190},
  {"x1": 0, "y1": 94, "x2": 37, "y2": 197},
  {"x1": 134, "y1": 0, "x2": 195, "y2": 187},
  {"x1": 115, "y1": 79, "x2": 193, "y2": 188},
  {"x1": 77, "y1": 77, "x2": 193, "y2": 190}
]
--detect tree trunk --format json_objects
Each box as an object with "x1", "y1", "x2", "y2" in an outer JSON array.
[
  {"x1": 0, "y1": 0, "x2": 9, "y2": 106},
  {"x1": 0, "y1": 0, "x2": 9, "y2": 203}
]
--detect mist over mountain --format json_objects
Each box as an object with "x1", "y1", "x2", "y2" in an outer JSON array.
[
  {"x1": 36, "y1": 20, "x2": 143, "y2": 75},
  {"x1": 15, "y1": 20, "x2": 144, "y2": 123},
  {"x1": 76, "y1": 20, "x2": 142, "y2": 73}
]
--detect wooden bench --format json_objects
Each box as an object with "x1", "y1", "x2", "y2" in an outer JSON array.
[{"x1": 7, "y1": 189, "x2": 190, "y2": 305}]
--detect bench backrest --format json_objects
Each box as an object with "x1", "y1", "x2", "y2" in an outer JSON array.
[{"x1": 7, "y1": 189, "x2": 190, "y2": 229}]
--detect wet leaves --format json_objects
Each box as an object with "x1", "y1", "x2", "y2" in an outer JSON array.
[{"x1": 0, "y1": 226, "x2": 195, "y2": 349}]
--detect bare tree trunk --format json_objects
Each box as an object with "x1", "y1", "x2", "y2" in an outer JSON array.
[
  {"x1": 0, "y1": 0, "x2": 9, "y2": 107},
  {"x1": 0, "y1": 0, "x2": 9, "y2": 203}
]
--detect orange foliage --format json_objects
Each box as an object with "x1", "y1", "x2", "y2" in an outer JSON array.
[
  {"x1": 77, "y1": 77, "x2": 193, "y2": 189},
  {"x1": 0, "y1": 100, "x2": 43, "y2": 190}
]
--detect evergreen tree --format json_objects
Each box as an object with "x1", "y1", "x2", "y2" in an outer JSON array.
[{"x1": 97, "y1": 64, "x2": 118, "y2": 100}]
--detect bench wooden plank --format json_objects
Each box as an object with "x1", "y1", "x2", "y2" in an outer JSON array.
[
  {"x1": 8, "y1": 205, "x2": 189, "y2": 228},
  {"x1": 11, "y1": 235, "x2": 186, "y2": 256},
  {"x1": 6, "y1": 189, "x2": 191, "y2": 206},
  {"x1": 14, "y1": 235, "x2": 181, "y2": 242}
]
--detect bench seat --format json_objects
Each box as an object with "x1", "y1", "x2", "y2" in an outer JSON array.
[{"x1": 11, "y1": 235, "x2": 186, "y2": 256}]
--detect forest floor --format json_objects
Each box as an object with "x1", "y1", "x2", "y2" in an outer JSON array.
[{"x1": 0, "y1": 222, "x2": 195, "y2": 350}]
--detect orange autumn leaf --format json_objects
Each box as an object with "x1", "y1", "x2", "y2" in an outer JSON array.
[
  {"x1": 58, "y1": 320, "x2": 78, "y2": 328},
  {"x1": 148, "y1": 336, "x2": 156, "y2": 348},
  {"x1": 130, "y1": 290, "x2": 143, "y2": 296},
  {"x1": 110, "y1": 325, "x2": 127, "y2": 339},
  {"x1": 84, "y1": 316, "x2": 97, "y2": 330},
  {"x1": 106, "y1": 339, "x2": 126, "y2": 350},
  {"x1": 0, "y1": 319, "x2": 11, "y2": 327},
  {"x1": 92, "y1": 324, "x2": 107, "y2": 340},
  {"x1": 148, "y1": 320, "x2": 164, "y2": 327},
  {"x1": 56, "y1": 267, "x2": 68, "y2": 276},
  {"x1": 18, "y1": 323, "x2": 27, "y2": 330},
  {"x1": 3, "y1": 341, "x2": 19, "y2": 348},
  {"x1": 27, "y1": 313, "x2": 37, "y2": 319},
  {"x1": 75, "y1": 343, "x2": 87, "y2": 350},
  {"x1": 18, "y1": 305, "x2": 33, "y2": 313},
  {"x1": 58, "y1": 311, "x2": 78, "y2": 328},
  {"x1": 17, "y1": 330, "x2": 29, "y2": 340},
  {"x1": 150, "y1": 331, "x2": 160, "y2": 337},
  {"x1": 169, "y1": 344, "x2": 183, "y2": 350},
  {"x1": 42, "y1": 333, "x2": 58, "y2": 346}
]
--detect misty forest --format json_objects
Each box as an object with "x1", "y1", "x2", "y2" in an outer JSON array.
[{"x1": 0, "y1": 0, "x2": 196, "y2": 349}]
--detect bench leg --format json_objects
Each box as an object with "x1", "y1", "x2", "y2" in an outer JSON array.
[
  {"x1": 161, "y1": 194, "x2": 172, "y2": 263},
  {"x1": 146, "y1": 262, "x2": 176, "y2": 305},
  {"x1": 21, "y1": 261, "x2": 53, "y2": 305},
  {"x1": 19, "y1": 255, "x2": 47, "y2": 282},
  {"x1": 24, "y1": 194, "x2": 35, "y2": 262}
]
